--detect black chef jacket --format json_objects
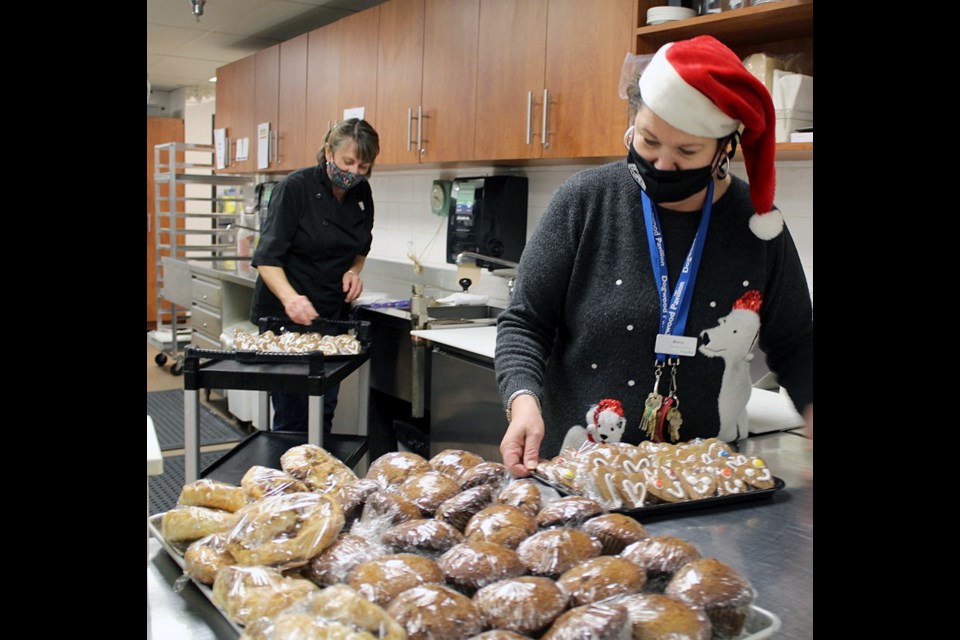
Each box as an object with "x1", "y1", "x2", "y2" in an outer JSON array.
[{"x1": 251, "y1": 163, "x2": 374, "y2": 323}]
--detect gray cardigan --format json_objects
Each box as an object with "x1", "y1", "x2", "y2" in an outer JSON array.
[{"x1": 495, "y1": 160, "x2": 813, "y2": 456}]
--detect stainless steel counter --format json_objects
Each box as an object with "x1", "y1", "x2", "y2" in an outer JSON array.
[
  {"x1": 162, "y1": 257, "x2": 258, "y2": 289},
  {"x1": 147, "y1": 430, "x2": 813, "y2": 639}
]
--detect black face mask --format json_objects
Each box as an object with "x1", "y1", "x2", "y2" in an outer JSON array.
[{"x1": 626, "y1": 143, "x2": 716, "y2": 205}]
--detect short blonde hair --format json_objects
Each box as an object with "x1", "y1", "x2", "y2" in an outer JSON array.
[{"x1": 317, "y1": 118, "x2": 380, "y2": 175}]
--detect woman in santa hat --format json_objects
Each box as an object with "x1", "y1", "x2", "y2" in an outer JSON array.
[{"x1": 496, "y1": 35, "x2": 813, "y2": 478}]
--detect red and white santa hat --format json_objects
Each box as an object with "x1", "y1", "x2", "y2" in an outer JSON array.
[{"x1": 639, "y1": 35, "x2": 783, "y2": 240}]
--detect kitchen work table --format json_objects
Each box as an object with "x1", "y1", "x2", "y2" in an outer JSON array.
[{"x1": 147, "y1": 430, "x2": 813, "y2": 639}]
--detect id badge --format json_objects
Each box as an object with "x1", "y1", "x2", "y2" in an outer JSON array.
[{"x1": 654, "y1": 334, "x2": 697, "y2": 357}]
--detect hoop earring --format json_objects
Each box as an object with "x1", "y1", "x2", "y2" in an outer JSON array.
[{"x1": 716, "y1": 154, "x2": 730, "y2": 180}]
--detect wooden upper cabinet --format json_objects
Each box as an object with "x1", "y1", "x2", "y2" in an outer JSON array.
[
  {"x1": 214, "y1": 61, "x2": 236, "y2": 174},
  {"x1": 338, "y1": 7, "x2": 380, "y2": 127},
  {"x1": 474, "y1": 0, "x2": 548, "y2": 161},
  {"x1": 421, "y1": 0, "x2": 480, "y2": 163},
  {"x1": 278, "y1": 33, "x2": 309, "y2": 170},
  {"x1": 376, "y1": 0, "x2": 425, "y2": 166},
  {"x1": 306, "y1": 21, "x2": 341, "y2": 163},
  {"x1": 543, "y1": 0, "x2": 634, "y2": 158},
  {"x1": 232, "y1": 54, "x2": 258, "y2": 172},
  {"x1": 255, "y1": 45, "x2": 280, "y2": 170}
]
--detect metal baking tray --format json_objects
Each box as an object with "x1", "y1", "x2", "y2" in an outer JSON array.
[
  {"x1": 148, "y1": 512, "x2": 781, "y2": 639},
  {"x1": 530, "y1": 471, "x2": 786, "y2": 520}
]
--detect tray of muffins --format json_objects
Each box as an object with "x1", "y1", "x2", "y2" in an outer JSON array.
[
  {"x1": 530, "y1": 438, "x2": 785, "y2": 519},
  {"x1": 148, "y1": 444, "x2": 782, "y2": 639}
]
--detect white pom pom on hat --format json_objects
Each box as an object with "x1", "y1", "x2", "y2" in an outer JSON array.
[{"x1": 639, "y1": 35, "x2": 783, "y2": 240}]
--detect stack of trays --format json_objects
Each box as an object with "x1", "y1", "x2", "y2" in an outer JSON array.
[{"x1": 646, "y1": 6, "x2": 697, "y2": 25}]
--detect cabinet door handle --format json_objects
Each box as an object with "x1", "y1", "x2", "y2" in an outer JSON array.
[
  {"x1": 417, "y1": 105, "x2": 424, "y2": 157},
  {"x1": 526, "y1": 91, "x2": 533, "y2": 145},
  {"x1": 272, "y1": 130, "x2": 279, "y2": 164},
  {"x1": 542, "y1": 89, "x2": 550, "y2": 150},
  {"x1": 407, "y1": 107, "x2": 413, "y2": 152},
  {"x1": 225, "y1": 136, "x2": 232, "y2": 166}
]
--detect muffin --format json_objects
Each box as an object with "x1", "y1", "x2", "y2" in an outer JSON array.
[
  {"x1": 386, "y1": 584, "x2": 485, "y2": 640},
  {"x1": 303, "y1": 533, "x2": 386, "y2": 587},
  {"x1": 664, "y1": 558, "x2": 756, "y2": 639},
  {"x1": 460, "y1": 461, "x2": 511, "y2": 490},
  {"x1": 614, "y1": 593, "x2": 712, "y2": 640},
  {"x1": 436, "y1": 484, "x2": 497, "y2": 531},
  {"x1": 535, "y1": 496, "x2": 604, "y2": 528},
  {"x1": 516, "y1": 528, "x2": 602, "y2": 576},
  {"x1": 336, "y1": 478, "x2": 381, "y2": 523},
  {"x1": 347, "y1": 553, "x2": 445, "y2": 606},
  {"x1": 429, "y1": 448, "x2": 485, "y2": 481},
  {"x1": 473, "y1": 576, "x2": 569, "y2": 636},
  {"x1": 581, "y1": 513, "x2": 650, "y2": 555},
  {"x1": 466, "y1": 632, "x2": 531, "y2": 640},
  {"x1": 366, "y1": 451, "x2": 432, "y2": 487},
  {"x1": 556, "y1": 555, "x2": 647, "y2": 606},
  {"x1": 464, "y1": 504, "x2": 538, "y2": 549},
  {"x1": 360, "y1": 491, "x2": 423, "y2": 525},
  {"x1": 541, "y1": 602, "x2": 630, "y2": 640},
  {"x1": 621, "y1": 535, "x2": 701, "y2": 592},
  {"x1": 382, "y1": 518, "x2": 464, "y2": 554},
  {"x1": 397, "y1": 471, "x2": 463, "y2": 516},
  {"x1": 437, "y1": 541, "x2": 526, "y2": 592},
  {"x1": 496, "y1": 479, "x2": 547, "y2": 516}
]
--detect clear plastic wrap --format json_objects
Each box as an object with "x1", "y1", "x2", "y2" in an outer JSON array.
[
  {"x1": 556, "y1": 555, "x2": 647, "y2": 606},
  {"x1": 385, "y1": 584, "x2": 485, "y2": 640},
  {"x1": 466, "y1": 632, "x2": 531, "y2": 640},
  {"x1": 337, "y1": 478, "x2": 382, "y2": 524},
  {"x1": 381, "y1": 518, "x2": 464, "y2": 555},
  {"x1": 436, "y1": 541, "x2": 526, "y2": 592},
  {"x1": 435, "y1": 484, "x2": 496, "y2": 531},
  {"x1": 516, "y1": 528, "x2": 602, "y2": 577},
  {"x1": 280, "y1": 444, "x2": 359, "y2": 496},
  {"x1": 459, "y1": 461, "x2": 511, "y2": 491},
  {"x1": 162, "y1": 505, "x2": 239, "y2": 543},
  {"x1": 581, "y1": 513, "x2": 650, "y2": 555},
  {"x1": 496, "y1": 478, "x2": 559, "y2": 516},
  {"x1": 184, "y1": 533, "x2": 234, "y2": 585},
  {"x1": 232, "y1": 328, "x2": 362, "y2": 355},
  {"x1": 178, "y1": 478, "x2": 250, "y2": 512},
  {"x1": 303, "y1": 533, "x2": 388, "y2": 587},
  {"x1": 241, "y1": 465, "x2": 309, "y2": 501},
  {"x1": 664, "y1": 558, "x2": 756, "y2": 640},
  {"x1": 227, "y1": 492, "x2": 345, "y2": 570},
  {"x1": 346, "y1": 553, "x2": 445, "y2": 606},
  {"x1": 241, "y1": 616, "x2": 377, "y2": 639},
  {"x1": 541, "y1": 602, "x2": 631, "y2": 640},
  {"x1": 210, "y1": 565, "x2": 319, "y2": 626},
  {"x1": 611, "y1": 593, "x2": 712, "y2": 640},
  {"x1": 620, "y1": 536, "x2": 702, "y2": 593},
  {"x1": 428, "y1": 448, "x2": 485, "y2": 481},
  {"x1": 396, "y1": 471, "x2": 462, "y2": 516},
  {"x1": 473, "y1": 576, "x2": 569, "y2": 636},
  {"x1": 366, "y1": 452, "x2": 433, "y2": 488},
  {"x1": 535, "y1": 496, "x2": 605, "y2": 529},
  {"x1": 463, "y1": 504, "x2": 538, "y2": 549}
]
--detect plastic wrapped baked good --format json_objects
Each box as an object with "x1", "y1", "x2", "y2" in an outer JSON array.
[
  {"x1": 241, "y1": 465, "x2": 310, "y2": 501},
  {"x1": 429, "y1": 449, "x2": 485, "y2": 481},
  {"x1": 184, "y1": 533, "x2": 234, "y2": 585},
  {"x1": 386, "y1": 584, "x2": 484, "y2": 640},
  {"x1": 541, "y1": 602, "x2": 630, "y2": 640},
  {"x1": 464, "y1": 504, "x2": 538, "y2": 549},
  {"x1": 281, "y1": 444, "x2": 359, "y2": 496},
  {"x1": 359, "y1": 491, "x2": 423, "y2": 526},
  {"x1": 211, "y1": 565, "x2": 319, "y2": 626},
  {"x1": 303, "y1": 533, "x2": 387, "y2": 587},
  {"x1": 396, "y1": 471, "x2": 462, "y2": 516},
  {"x1": 459, "y1": 461, "x2": 511, "y2": 491},
  {"x1": 381, "y1": 518, "x2": 464, "y2": 555},
  {"x1": 473, "y1": 576, "x2": 569, "y2": 636},
  {"x1": 516, "y1": 528, "x2": 602, "y2": 577},
  {"x1": 227, "y1": 492, "x2": 345, "y2": 569},
  {"x1": 581, "y1": 513, "x2": 650, "y2": 555},
  {"x1": 664, "y1": 558, "x2": 756, "y2": 639},
  {"x1": 255, "y1": 584, "x2": 406, "y2": 640},
  {"x1": 535, "y1": 496, "x2": 604, "y2": 529},
  {"x1": 178, "y1": 479, "x2": 249, "y2": 512},
  {"x1": 435, "y1": 484, "x2": 497, "y2": 531},
  {"x1": 621, "y1": 536, "x2": 701, "y2": 593},
  {"x1": 437, "y1": 541, "x2": 526, "y2": 592},
  {"x1": 241, "y1": 615, "x2": 376, "y2": 639},
  {"x1": 337, "y1": 478, "x2": 381, "y2": 524},
  {"x1": 496, "y1": 479, "x2": 557, "y2": 516},
  {"x1": 556, "y1": 555, "x2": 647, "y2": 606},
  {"x1": 347, "y1": 553, "x2": 445, "y2": 606},
  {"x1": 613, "y1": 593, "x2": 712, "y2": 640},
  {"x1": 466, "y1": 632, "x2": 531, "y2": 640},
  {"x1": 162, "y1": 506, "x2": 238, "y2": 543},
  {"x1": 366, "y1": 452, "x2": 432, "y2": 487}
]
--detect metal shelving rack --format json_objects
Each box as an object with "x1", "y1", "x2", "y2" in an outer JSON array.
[{"x1": 151, "y1": 142, "x2": 254, "y2": 374}]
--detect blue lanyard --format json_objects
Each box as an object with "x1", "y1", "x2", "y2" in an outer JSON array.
[{"x1": 641, "y1": 180, "x2": 714, "y2": 362}]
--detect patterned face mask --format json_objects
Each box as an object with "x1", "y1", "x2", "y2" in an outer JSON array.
[{"x1": 326, "y1": 158, "x2": 367, "y2": 190}]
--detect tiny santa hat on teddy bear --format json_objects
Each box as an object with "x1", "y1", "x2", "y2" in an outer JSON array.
[
  {"x1": 639, "y1": 35, "x2": 783, "y2": 240},
  {"x1": 587, "y1": 398, "x2": 625, "y2": 425}
]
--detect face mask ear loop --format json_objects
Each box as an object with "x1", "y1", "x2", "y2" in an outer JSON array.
[{"x1": 715, "y1": 131, "x2": 739, "y2": 180}]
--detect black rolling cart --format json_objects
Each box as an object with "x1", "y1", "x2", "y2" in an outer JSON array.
[{"x1": 180, "y1": 319, "x2": 372, "y2": 485}]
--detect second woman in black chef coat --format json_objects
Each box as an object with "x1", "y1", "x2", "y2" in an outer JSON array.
[{"x1": 251, "y1": 118, "x2": 380, "y2": 433}]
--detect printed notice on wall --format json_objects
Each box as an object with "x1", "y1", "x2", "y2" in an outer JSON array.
[
  {"x1": 258, "y1": 123, "x2": 270, "y2": 170},
  {"x1": 214, "y1": 128, "x2": 227, "y2": 169},
  {"x1": 236, "y1": 137, "x2": 249, "y2": 161},
  {"x1": 343, "y1": 107, "x2": 365, "y2": 121}
]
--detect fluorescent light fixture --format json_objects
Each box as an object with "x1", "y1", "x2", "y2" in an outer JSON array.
[{"x1": 209, "y1": 77, "x2": 217, "y2": 83}]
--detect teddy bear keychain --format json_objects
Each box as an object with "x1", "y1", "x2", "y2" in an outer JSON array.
[{"x1": 560, "y1": 398, "x2": 627, "y2": 451}]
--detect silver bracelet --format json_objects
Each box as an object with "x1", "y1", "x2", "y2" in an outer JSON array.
[{"x1": 506, "y1": 389, "x2": 541, "y2": 422}]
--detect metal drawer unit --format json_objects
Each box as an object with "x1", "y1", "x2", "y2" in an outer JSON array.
[
  {"x1": 191, "y1": 276, "x2": 222, "y2": 308},
  {"x1": 190, "y1": 275, "x2": 223, "y2": 345}
]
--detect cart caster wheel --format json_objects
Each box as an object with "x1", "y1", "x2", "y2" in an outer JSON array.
[
  {"x1": 171, "y1": 362, "x2": 184, "y2": 376},
  {"x1": 155, "y1": 353, "x2": 168, "y2": 366}
]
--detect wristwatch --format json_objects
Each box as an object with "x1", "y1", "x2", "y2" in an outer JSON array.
[{"x1": 506, "y1": 389, "x2": 541, "y2": 422}]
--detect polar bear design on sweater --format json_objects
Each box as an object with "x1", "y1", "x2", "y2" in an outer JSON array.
[{"x1": 698, "y1": 290, "x2": 762, "y2": 442}]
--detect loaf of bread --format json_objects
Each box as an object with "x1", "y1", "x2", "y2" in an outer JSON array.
[
  {"x1": 281, "y1": 444, "x2": 358, "y2": 496},
  {"x1": 289, "y1": 584, "x2": 407, "y2": 640},
  {"x1": 162, "y1": 506, "x2": 238, "y2": 543},
  {"x1": 178, "y1": 479, "x2": 249, "y2": 513},
  {"x1": 211, "y1": 565, "x2": 318, "y2": 626},
  {"x1": 240, "y1": 465, "x2": 309, "y2": 501},
  {"x1": 473, "y1": 576, "x2": 569, "y2": 636},
  {"x1": 386, "y1": 584, "x2": 485, "y2": 640},
  {"x1": 183, "y1": 533, "x2": 234, "y2": 585}
]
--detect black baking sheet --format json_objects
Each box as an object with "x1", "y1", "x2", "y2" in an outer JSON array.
[{"x1": 530, "y1": 471, "x2": 785, "y2": 519}]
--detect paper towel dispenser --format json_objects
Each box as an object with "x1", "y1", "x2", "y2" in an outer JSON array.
[{"x1": 446, "y1": 175, "x2": 528, "y2": 267}]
